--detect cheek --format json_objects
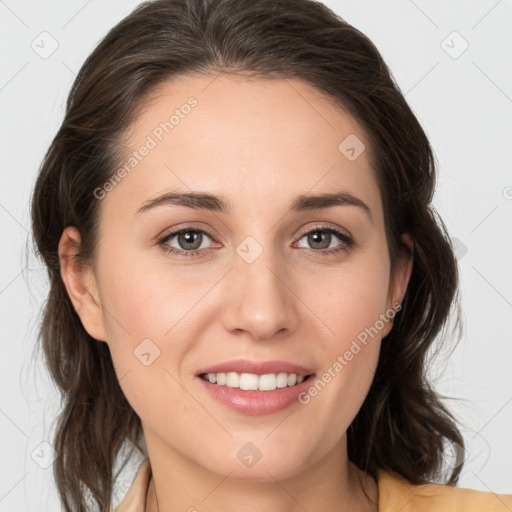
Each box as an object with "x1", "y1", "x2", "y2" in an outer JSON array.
[
  {"x1": 95, "y1": 247, "x2": 226, "y2": 421},
  {"x1": 97, "y1": 248, "x2": 208, "y2": 343},
  {"x1": 295, "y1": 255, "x2": 389, "y2": 435},
  {"x1": 305, "y1": 254, "x2": 391, "y2": 347}
]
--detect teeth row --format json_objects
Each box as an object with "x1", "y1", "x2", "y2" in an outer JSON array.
[{"x1": 202, "y1": 372, "x2": 306, "y2": 391}]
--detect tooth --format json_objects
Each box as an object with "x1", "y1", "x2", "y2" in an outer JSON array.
[
  {"x1": 276, "y1": 372, "x2": 288, "y2": 388},
  {"x1": 239, "y1": 373, "x2": 259, "y2": 390},
  {"x1": 287, "y1": 373, "x2": 297, "y2": 386},
  {"x1": 205, "y1": 371, "x2": 308, "y2": 390},
  {"x1": 258, "y1": 373, "x2": 277, "y2": 391},
  {"x1": 225, "y1": 372, "x2": 240, "y2": 387}
]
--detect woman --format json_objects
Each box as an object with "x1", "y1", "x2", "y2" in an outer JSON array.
[{"x1": 30, "y1": 0, "x2": 512, "y2": 511}]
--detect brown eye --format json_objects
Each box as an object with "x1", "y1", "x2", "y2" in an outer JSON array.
[
  {"x1": 175, "y1": 230, "x2": 204, "y2": 251},
  {"x1": 305, "y1": 230, "x2": 332, "y2": 250}
]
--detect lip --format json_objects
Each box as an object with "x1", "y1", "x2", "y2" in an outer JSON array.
[
  {"x1": 197, "y1": 373, "x2": 316, "y2": 415},
  {"x1": 195, "y1": 359, "x2": 314, "y2": 377}
]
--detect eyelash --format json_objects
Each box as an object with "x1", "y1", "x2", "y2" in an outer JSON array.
[{"x1": 157, "y1": 224, "x2": 355, "y2": 258}]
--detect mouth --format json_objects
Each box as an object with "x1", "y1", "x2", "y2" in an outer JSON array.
[
  {"x1": 198, "y1": 371, "x2": 315, "y2": 392},
  {"x1": 195, "y1": 360, "x2": 316, "y2": 415}
]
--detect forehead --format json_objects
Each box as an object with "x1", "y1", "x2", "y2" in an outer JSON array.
[{"x1": 106, "y1": 73, "x2": 383, "y2": 222}]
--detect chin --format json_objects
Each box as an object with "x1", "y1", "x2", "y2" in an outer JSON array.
[{"x1": 202, "y1": 446, "x2": 308, "y2": 482}]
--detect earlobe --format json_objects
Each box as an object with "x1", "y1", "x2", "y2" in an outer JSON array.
[{"x1": 58, "y1": 226, "x2": 107, "y2": 342}]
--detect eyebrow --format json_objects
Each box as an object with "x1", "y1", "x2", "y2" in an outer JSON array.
[{"x1": 135, "y1": 190, "x2": 373, "y2": 221}]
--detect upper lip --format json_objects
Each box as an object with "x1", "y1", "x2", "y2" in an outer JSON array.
[{"x1": 196, "y1": 359, "x2": 315, "y2": 377}]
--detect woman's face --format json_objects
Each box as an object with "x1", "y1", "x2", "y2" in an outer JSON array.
[{"x1": 62, "y1": 73, "x2": 412, "y2": 481}]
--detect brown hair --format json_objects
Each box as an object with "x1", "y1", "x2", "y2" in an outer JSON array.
[{"x1": 31, "y1": 0, "x2": 465, "y2": 510}]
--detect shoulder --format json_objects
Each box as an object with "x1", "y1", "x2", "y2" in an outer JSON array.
[
  {"x1": 113, "y1": 457, "x2": 152, "y2": 512},
  {"x1": 376, "y1": 468, "x2": 512, "y2": 511}
]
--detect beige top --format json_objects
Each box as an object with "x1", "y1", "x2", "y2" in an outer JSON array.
[{"x1": 114, "y1": 457, "x2": 512, "y2": 511}]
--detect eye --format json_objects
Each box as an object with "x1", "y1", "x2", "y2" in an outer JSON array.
[
  {"x1": 157, "y1": 224, "x2": 355, "y2": 258},
  {"x1": 295, "y1": 224, "x2": 354, "y2": 255},
  {"x1": 158, "y1": 228, "x2": 214, "y2": 257}
]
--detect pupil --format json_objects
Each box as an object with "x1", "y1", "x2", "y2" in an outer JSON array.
[
  {"x1": 310, "y1": 231, "x2": 329, "y2": 249},
  {"x1": 181, "y1": 231, "x2": 200, "y2": 249}
]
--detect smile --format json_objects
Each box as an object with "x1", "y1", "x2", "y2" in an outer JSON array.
[{"x1": 199, "y1": 371, "x2": 313, "y2": 391}]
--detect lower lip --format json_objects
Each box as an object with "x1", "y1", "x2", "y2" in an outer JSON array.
[{"x1": 196, "y1": 375, "x2": 316, "y2": 415}]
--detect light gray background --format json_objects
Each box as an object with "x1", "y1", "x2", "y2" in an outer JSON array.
[{"x1": 1, "y1": 0, "x2": 511, "y2": 510}]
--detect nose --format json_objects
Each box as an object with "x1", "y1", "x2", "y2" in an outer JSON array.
[{"x1": 220, "y1": 241, "x2": 300, "y2": 341}]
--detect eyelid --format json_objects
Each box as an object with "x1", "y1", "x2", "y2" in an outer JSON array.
[
  {"x1": 155, "y1": 221, "x2": 221, "y2": 244},
  {"x1": 157, "y1": 222, "x2": 352, "y2": 242},
  {"x1": 295, "y1": 222, "x2": 352, "y2": 240}
]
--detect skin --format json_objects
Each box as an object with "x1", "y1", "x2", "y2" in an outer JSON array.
[{"x1": 59, "y1": 73, "x2": 413, "y2": 512}]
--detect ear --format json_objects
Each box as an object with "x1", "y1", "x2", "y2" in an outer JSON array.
[
  {"x1": 381, "y1": 233, "x2": 414, "y2": 339},
  {"x1": 58, "y1": 226, "x2": 107, "y2": 342}
]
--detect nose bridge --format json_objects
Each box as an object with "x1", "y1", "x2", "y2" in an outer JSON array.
[{"x1": 221, "y1": 233, "x2": 298, "y2": 339}]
